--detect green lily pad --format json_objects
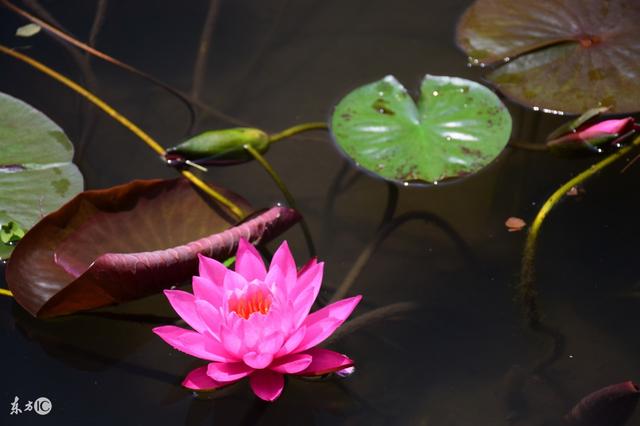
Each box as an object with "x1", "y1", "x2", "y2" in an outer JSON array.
[
  {"x1": 456, "y1": 0, "x2": 640, "y2": 114},
  {"x1": 330, "y1": 75, "x2": 512, "y2": 184},
  {"x1": 0, "y1": 91, "x2": 83, "y2": 258}
]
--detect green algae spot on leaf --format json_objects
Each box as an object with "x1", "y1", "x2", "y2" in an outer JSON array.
[
  {"x1": 0, "y1": 92, "x2": 83, "y2": 259},
  {"x1": 331, "y1": 74, "x2": 512, "y2": 184}
]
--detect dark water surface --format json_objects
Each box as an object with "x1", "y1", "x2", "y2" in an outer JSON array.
[{"x1": 2, "y1": 1, "x2": 640, "y2": 425}]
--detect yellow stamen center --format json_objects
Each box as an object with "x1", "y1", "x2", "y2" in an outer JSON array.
[{"x1": 229, "y1": 289, "x2": 272, "y2": 319}]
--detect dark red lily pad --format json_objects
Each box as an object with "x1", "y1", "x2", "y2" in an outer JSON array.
[
  {"x1": 6, "y1": 178, "x2": 300, "y2": 318},
  {"x1": 564, "y1": 381, "x2": 640, "y2": 425},
  {"x1": 456, "y1": 0, "x2": 640, "y2": 114}
]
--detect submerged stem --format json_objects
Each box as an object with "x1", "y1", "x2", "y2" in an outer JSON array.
[
  {"x1": 0, "y1": 45, "x2": 245, "y2": 220},
  {"x1": 518, "y1": 135, "x2": 640, "y2": 325},
  {"x1": 243, "y1": 144, "x2": 316, "y2": 257},
  {"x1": 268, "y1": 122, "x2": 328, "y2": 143},
  {"x1": 1, "y1": 0, "x2": 253, "y2": 129}
]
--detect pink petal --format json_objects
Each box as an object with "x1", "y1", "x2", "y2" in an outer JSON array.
[
  {"x1": 291, "y1": 262, "x2": 323, "y2": 302},
  {"x1": 580, "y1": 118, "x2": 634, "y2": 139},
  {"x1": 182, "y1": 365, "x2": 225, "y2": 391},
  {"x1": 223, "y1": 268, "x2": 249, "y2": 293},
  {"x1": 243, "y1": 352, "x2": 274, "y2": 369},
  {"x1": 270, "y1": 353, "x2": 312, "y2": 374},
  {"x1": 267, "y1": 241, "x2": 297, "y2": 295},
  {"x1": 294, "y1": 295, "x2": 362, "y2": 352},
  {"x1": 290, "y1": 263, "x2": 323, "y2": 328},
  {"x1": 153, "y1": 325, "x2": 230, "y2": 362},
  {"x1": 207, "y1": 361, "x2": 253, "y2": 383},
  {"x1": 194, "y1": 299, "x2": 224, "y2": 340},
  {"x1": 164, "y1": 290, "x2": 206, "y2": 334},
  {"x1": 235, "y1": 239, "x2": 267, "y2": 281},
  {"x1": 297, "y1": 348, "x2": 354, "y2": 376},
  {"x1": 192, "y1": 276, "x2": 224, "y2": 307},
  {"x1": 197, "y1": 253, "x2": 227, "y2": 286},
  {"x1": 297, "y1": 258, "x2": 317, "y2": 277},
  {"x1": 249, "y1": 369, "x2": 285, "y2": 401},
  {"x1": 220, "y1": 321, "x2": 245, "y2": 357},
  {"x1": 276, "y1": 325, "x2": 306, "y2": 357},
  {"x1": 258, "y1": 331, "x2": 285, "y2": 355}
]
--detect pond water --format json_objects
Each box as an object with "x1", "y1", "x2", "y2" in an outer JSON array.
[{"x1": 2, "y1": 0, "x2": 640, "y2": 425}]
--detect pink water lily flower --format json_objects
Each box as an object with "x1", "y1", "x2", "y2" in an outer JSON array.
[{"x1": 153, "y1": 239, "x2": 362, "y2": 401}]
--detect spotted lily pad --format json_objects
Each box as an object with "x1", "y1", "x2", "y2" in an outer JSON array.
[
  {"x1": 331, "y1": 75, "x2": 512, "y2": 184},
  {"x1": 456, "y1": 0, "x2": 640, "y2": 114},
  {"x1": 0, "y1": 92, "x2": 84, "y2": 259}
]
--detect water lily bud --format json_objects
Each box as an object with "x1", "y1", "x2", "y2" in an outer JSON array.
[
  {"x1": 547, "y1": 117, "x2": 636, "y2": 154},
  {"x1": 166, "y1": 128, "x2": 269, "y2": 166}
]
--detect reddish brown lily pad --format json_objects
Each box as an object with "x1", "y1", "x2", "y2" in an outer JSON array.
[
  {"x1": 456, "y1": 0, "x2": 640, "y2": 114},
  {"x1": 6, "y1": 178, "x2": 300, "y2": 318},
  {"x1": 564, "y1": 381, "x2": 640, "y2": 425}
]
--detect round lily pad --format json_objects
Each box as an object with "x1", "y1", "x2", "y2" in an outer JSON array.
[
  {"x1": 331, "y1": 74, "x2": 512, "y2": 184},
  {"x1": 456, "y1": 0, "x2": 640, "y2": 114},
  {"x1": 0, "y1": 91, "x2": 83, "y2": 258}
]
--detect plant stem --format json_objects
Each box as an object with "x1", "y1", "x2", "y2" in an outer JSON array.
[
  {"x1": 0, "y1": 288, "x2": 13, "y2": 297},
  {"x1": 191, "y1": 0, "x2": 220, "y2": 100},
  {"x1": 0, "y1": 44, "x2": 246, "y2": 220},
  {"x1": 1, "y1": 0, "x2": 254, "y2": 129},
  {"x1": 268, "y1": 122, "x2": 328, "y2": 143},
  {"x1": 518, "y1": 135, "x2": 640, "y2": 325},
  {"x1": 2, "y1": 0, "x2": 198, "y2": 128},
  {"x1": 329, "y1": 211, "x2": 475, "y2": 303},
  {"x1": 243, "y1": 144, "x2": 316, "y2": 257}
]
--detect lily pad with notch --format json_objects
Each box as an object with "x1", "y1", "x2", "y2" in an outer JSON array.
[
  {"x1": 331, "y1": 74, "x2": 512, "y2": 184},
  {"x1": 456, "y1": 0, "x2": 640, "y2": 114}
]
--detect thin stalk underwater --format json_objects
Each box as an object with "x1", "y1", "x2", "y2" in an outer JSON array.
[
  {"x1": 0, "y1": 0, "x2": 252, "y2": 129},
  {"x1": 243, "y1": 144, "x2": 316, "y2": 257},
  {"x1": 0, "y1": 45, "x2": 246, "y2": 220},
  {"x1": 518, "y1": 135, "x2": 640, "y2": 325}
]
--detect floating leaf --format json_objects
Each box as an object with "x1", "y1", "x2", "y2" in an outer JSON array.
[
  {"x1": 456, "y1": 0, "x2": 640, "y2": 114},
  {"x1": 331, "y1": 74, "x2": 512, "y2": 184},
  {"x1": 6, "y1": 178, "x2": 300, "y2": 318},
  {"x1": 0, "y1": 91, "x2": 83, "y2": 259},
  {"x1": 15, "y1": 23, "x2": 41, "y2": 38},
  {"x1": 565, "y1": 381, "x2": 640, "y2": 426},
  {"x1": 1, "y1": 221, "x2": 25, "y2": 243}
]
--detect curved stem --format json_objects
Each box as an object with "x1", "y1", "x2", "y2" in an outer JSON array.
[
  {"x1": 243, "y1": 144, "x2": 316, "y2": 257},
  {"x1": 87, "y1": 0, "x2": 108, "y2": 48},
  {"x1": 0, "y1": 45, "x2": 246, "y2": 220},
  {"x1": 518, "y1": 135, "x2": 640, "y2": 325},
  {"x1": 1, "y1": 0, "x2": 253, "y2": 129},
  {"x1": 329, "y1": 211, "x2": 475, "y2": 303},
  {"x1": 0, "y1": 288, "x2": 13, "y2": 297},
  {"x1": 323, "y1": 302, "x2": 418, "y2": 346},
  {"x1": 244, "y1": 145, "x2": 295, "y2": 205},
  {"x1": 268, "y1": 122, "x2": 328, "y2": 143},
  {"x1": 190, "y1": 0, "x2": 220, "y2": 100},
  {"x1": 2, "y1": 0, "x2": 198, "y2": 130}
]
